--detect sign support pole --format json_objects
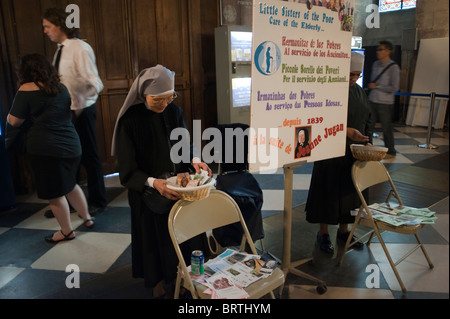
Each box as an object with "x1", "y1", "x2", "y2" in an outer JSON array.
[
  {"x1": 418, "y1": 92, "x2": 439, "y2": 150},
  {"x1": 281, "y1": 161, "x2": 327, "y2": 294}
]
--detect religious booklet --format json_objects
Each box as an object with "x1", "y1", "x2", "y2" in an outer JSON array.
[
  {"x1": 203, "y1": 274, "x2": 249, "y2": 299},
  {"x1": 370, "y1": 210, "x2": 422, "y2": 226},
  {"x1": 368, "y1": 202, "x2": 400, "y2": 215},
  {"x1": 395, "y1": 206, "x2": 438, "y2": 224}
]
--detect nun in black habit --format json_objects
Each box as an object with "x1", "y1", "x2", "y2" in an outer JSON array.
[
  {"x1": 112, "y1": 65, "x2": 212, "y2": 297},
  {"x1": 305, "y1": 52, "x2": 373, "y2": 254}
]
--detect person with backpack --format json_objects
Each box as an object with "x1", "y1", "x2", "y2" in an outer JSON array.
[{"x1": 368, "y1": 40, "x2": 401, "y2": 156}]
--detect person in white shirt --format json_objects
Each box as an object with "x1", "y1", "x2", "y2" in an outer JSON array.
[{"x1": 42, "y1": 8, "x2": 107, "y2": 215}]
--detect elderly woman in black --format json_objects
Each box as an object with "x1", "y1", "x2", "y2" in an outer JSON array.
[
  {"x1": 7, "y1": 54, "x2": 94, "y2": 243},
  {"x1": 305, "y1": 52, "x2": 372, "y2": 254},
  {"x1": 112, "y1": 65, "x2": 212, "y2": 298}
]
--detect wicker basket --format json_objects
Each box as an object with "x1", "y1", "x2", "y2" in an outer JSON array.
[
  {"x1": 177, "y1": 186, "x2": 213, "y2": 201},
  {"x1": 166, "y1": 176, "x2": 216, "y2": 201},
  {"x1": 350, "y1": 144, "x2": 388, "y2": 161}
]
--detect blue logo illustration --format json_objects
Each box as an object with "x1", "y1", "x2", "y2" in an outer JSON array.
[{"x1": 254, "y1": 41, "x2": 282, "y2": 76}]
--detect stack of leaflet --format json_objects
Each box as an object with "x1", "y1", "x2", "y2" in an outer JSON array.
[
  {"x1": 356, "y1": 203, "x2": 438, "y2": 227},
  {"x1": 395, "y1": 207, "x2": 438, "y2": 225},
  {"x1": 187, "y1": 249, "x2": 279, "y2": 299}
]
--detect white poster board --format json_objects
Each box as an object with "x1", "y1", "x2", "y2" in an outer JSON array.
[
  {"x1": 406, "y1": 38, "x2": 449, "y2": 129},
  {"x1": 249, "y1": 0, "x2": 354, "y2": 173}
]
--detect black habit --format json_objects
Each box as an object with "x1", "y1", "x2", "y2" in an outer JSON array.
[
  {"x1": 305, "y1": 84, "x2": 373, "y2": 225},
  {"x1": 116, "y1": 102, "x2": 208, "y2": 288}
]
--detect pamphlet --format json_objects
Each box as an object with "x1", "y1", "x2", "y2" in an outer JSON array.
[
  {"x1": 353, "y1": 203, "x2": 438, "y2": 226},
  {"x1": 187, "y1": 248, "x2": 280, "y2": 299}
]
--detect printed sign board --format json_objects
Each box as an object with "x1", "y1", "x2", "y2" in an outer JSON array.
[{"x1": 249, "y1": 0, "x2": 354, "y2": 173}]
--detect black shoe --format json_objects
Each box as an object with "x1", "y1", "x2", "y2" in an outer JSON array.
[
  {"x1": 88, "y1": 205, "x2": 106, "y2": 216},
  {"x1": 316, "y1": 233, "x2": 334, "y2": 254},
  {"x1": 336, "y1": 231, "x2": 364, "y2": 249},
  {"x1": 44, "y1": 210, "x2": 55, "y2": 218},
  {"x1": 387, "y1": 149, "x2": 397, "y2": 156}
]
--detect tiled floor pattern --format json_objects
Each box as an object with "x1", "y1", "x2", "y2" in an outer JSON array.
[{"x1": 0, "y1": 125, "x2": 448, "y2": 300}]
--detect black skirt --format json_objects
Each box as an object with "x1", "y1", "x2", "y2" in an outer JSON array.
[
  {"x1": 28, "y1": 155, "x2": 80, "y2": 200},
  {"x1": 305, "y1": 152, "x2": 360, "y2": 225}
]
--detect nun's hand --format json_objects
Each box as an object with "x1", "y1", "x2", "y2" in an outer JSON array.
[
  {"x1": 153, "y1": 179, "x2": 180, "y2": 201},
  {"x1": 192, "y1": 161, "x2": 213, "y2": 177},
  {"x1": 347, "y1": 128, "x2": 370, "y2": 143}
]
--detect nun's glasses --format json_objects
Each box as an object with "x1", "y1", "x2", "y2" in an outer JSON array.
[{"x1": 152, "y1": 92, "x2": 178, "y2": 106}]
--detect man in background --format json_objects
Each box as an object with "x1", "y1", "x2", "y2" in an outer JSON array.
[
  {"x1": 42, "y1": 8, "x2": 106, "y2": 216},
  {"x1": 368, "y1": 40, "x2": 401, "y2": 156}
]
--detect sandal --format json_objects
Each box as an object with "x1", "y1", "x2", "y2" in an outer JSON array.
[
  {"x1": 78, "y1": 215, "x2": 95, "y2": 229},
  {"x1": 45, "y1": 230, "x2": 75, "y2": 243}
]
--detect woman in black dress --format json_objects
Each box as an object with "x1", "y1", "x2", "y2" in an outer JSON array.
[
  {"x1": 305, "y1": 52, "x2": 373, "y2": 254},
  {"x1": 7, "y1": 54, "x2": 94, "y2": 243},
  {"x1": 112, "y1": 65, "x2": 212, "y2": 298}
]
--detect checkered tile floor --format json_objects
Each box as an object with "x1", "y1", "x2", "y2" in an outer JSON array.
[{"x1": 0, "y1": 125, "x2": 448, "y2": 300}]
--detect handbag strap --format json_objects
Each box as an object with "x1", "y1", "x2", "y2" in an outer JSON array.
[{"x1": 372, "y1": 62, "x2": 396, "y2": 83}]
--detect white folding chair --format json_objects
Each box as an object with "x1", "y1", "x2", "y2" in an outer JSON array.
[
  {"x1": 339, "y1": 160, "x2": 434, "y2": 293},
  {"x1": 168, "y1": 190, "x2": 285, "y2": 299}
]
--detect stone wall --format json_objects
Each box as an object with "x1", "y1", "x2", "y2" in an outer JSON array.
[
  {"x1": 353, "y1": 0, "x2": 449, "y2": 44},
  {"x1": 416, "y1": 0, "x2": 449, "y2": 39},
  {"x1": 353, "y1": 0, "x2": 416, "y2": 47}
]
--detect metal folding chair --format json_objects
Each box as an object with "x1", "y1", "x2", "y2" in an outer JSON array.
[
  {"x1": 168, "y1": 190, "x2": 285, "y2": 299},
  {"x1": 339, "y1": 160, "x2": 434, "y2": 293}
]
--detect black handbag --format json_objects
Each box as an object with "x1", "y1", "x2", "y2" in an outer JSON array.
[
  {"x1": 142, "y1": 186, "x2": 177, "y2": 215},
  {"x1": 142, "y1": 172, "x2": 179, "y2": 215}
]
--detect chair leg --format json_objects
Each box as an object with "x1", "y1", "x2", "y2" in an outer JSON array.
[
  {"x1": 259, "y1": 238, "x2": 266, "y2": 253},
  {"x1": 174, "y1": 265, "x2": 199, "y2": 299},
  {"x1": 185, "y1": 278, "x2": 199, "y2": 299},
  {"x1": 374, "y1": 228, "x2": 407, "y2": 293},
  {"x1": 339, "y1": 215, "x2": 360, "y2": 265},
  {"x1": 367, "y1": 231, "x2": 376, "y2": 247},
  {"x1": 174, "y1": 266, "x2": 182, "y2": 299},
  {"x1": 339, "y1": 224, "x2": 356, "y2": 265},
  {"x1": 415, "y1": 234, "x2": 434, "y2": 269}
]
